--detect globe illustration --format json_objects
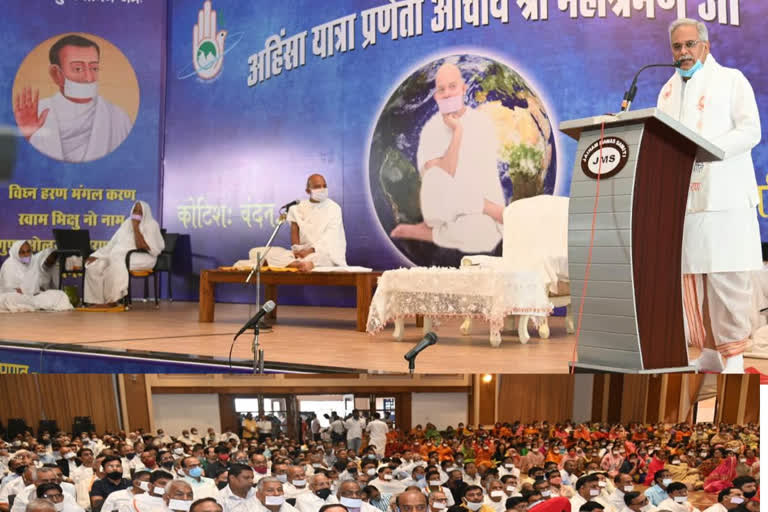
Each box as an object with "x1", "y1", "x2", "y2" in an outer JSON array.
[
  {"x1": 368, "y1": 54, "x2": 557, "y2": 267},
  {"x1": 196, "y1": 41, "x2": 218, "y2": 70}
]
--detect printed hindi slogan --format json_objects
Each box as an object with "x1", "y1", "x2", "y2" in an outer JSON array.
[{"x1": 247, "y1": 0, "x2": 741, "y2": 86}]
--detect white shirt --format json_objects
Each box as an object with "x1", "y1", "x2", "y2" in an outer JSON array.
[
  {"x1": 102, "y1": 488, "x2": 140, "y2": 512},
  {"x1": 216, "y1": 485, "x2": 258, "y2": 512},
  {"x1": 0, "y1": 477, "x2": 28, "y2": 504},
  {"x1": 365, "y1": 421, "x2": 389, "y2": 441},
  {"x1": 483, "y1": 495, "x2": 506, "y2": 512},
  {"x1": 257, "y1": 421, "x2": 273, "y2": 435},
  {"x1": 12, "y1": 486, "x2": 83, "y2": 512},
  {"x1": 608, "y1": 489, "x2": 628, "y2": 512},
  {"x1": 118, "y1": 493, "x2": 166, "y2": 512},
  {"x1": 570, "y1": 494, "x2": 587, "y2": 511},
  {"x1": 249, "y1": 497, "x2": 300, "y2": 512},
  {"x1": 344, "y1": 418, "x2": 366, "y2": 440},
  {"x1": 283, "y1": 483, "x2": 311, "y2": 499},
  {"x1": 657, "y1": 498, "x2": 700, "y2": 512},
  {"x1": 295, "y1": 492, "x2": 336, "y2": 512},
  {"x1": 702, "y1": 504, "x2": 727, "y2": 512},
  {"x1": 311, "y1": 420, "x2": 322, "y2": 435},
  {"x1": 182, "y1": 475, "x2": 219, "y2": 500},
  {"x1": 368, "y1": 477, "x2": 406, "y2": 495},
  {"x1": 330, "y1": 421, "x2": 345, "y2": 434},
  {"x1": 286, "y1": 199, "x2": 347, "y2": 267},
  {"x1": 462, "y1": 474, "x2": 481, "y2": 487}
]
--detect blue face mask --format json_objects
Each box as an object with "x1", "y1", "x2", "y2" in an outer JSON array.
[
  {"x1": 677, "y1": 59, "x2": 703, "y2": 78},
  {"x1": 187, "y1": 467, "x2": 203, "y2": 478}
]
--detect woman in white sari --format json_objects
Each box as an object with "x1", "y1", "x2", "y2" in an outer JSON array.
[
  {"x1": 0, "y1": 240, "x2": 73, "y2": 312},
  {"x1": 84, "y1": 200, "x2": 165, "y2": 307}
]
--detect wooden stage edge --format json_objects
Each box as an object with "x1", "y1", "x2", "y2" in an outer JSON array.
[{"x1": 2, "y1": 302, "x2": 767, "y2": 374}]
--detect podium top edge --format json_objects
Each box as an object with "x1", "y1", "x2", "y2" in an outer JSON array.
[{"x1": 558, "y1": 107, "x2": 725, "y2": 161}]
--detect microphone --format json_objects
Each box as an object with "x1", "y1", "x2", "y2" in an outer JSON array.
[
  {"x1": 280, "y1": 199, "x2": 300, "y2": 211},
  {"x1": 404, "y1": 332, "x2": 438, "y2": 373},
  {"x1": 234, "y1": 300, "x2": 276, "y2": 339},
  {"x1": 620, "y1": 61, "x2": 681, "y2": 112}
]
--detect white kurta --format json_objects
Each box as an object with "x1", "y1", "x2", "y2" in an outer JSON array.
[
  {"x1": 31, "y1": 92, "x2": 132, "y2": 163},
  {"x1": 0, "y1": 241, "x2": 73, "y2": 312},
  {"x1": 236, "y1": 199, "x2": 347, "y2": 268},
  {"x1": 656, "y1": 55, "x2": 762, "y2": 274},
  {"x1": 84, "y1": 200, "x2": 164, "y2": 304},
  {"x1": 417, "y1": 107, "x2": 504, "y2": 253},
  {"x1": 365, "y1": 419, "x2": 389, "y2": 456}
]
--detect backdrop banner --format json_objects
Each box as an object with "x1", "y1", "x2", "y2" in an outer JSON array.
[
  {"x1": 163, "y1": 0, "x2": 767, "y2": 305},
  {"x1": 0, "y1": 0, "x2": 166, "y2": 259}
]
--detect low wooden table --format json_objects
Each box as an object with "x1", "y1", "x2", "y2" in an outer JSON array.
[{"x1": 199, "y1": 269, "x2": 381, "y2": 331}]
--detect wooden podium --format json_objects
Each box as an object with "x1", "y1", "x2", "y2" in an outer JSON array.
[{"x1": 559, "y1": 108, "x2": 724, "y2": 373}]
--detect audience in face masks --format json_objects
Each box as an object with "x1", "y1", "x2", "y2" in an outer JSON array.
[{"x1": 0, "y1": 420, "x2": 756, "y2": 512}]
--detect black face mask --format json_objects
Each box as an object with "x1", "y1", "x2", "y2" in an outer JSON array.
[
  {"x1": 107, "y1": 471, "x2": 123, "y2": 481},
  {"x1": 15, "y1": 465, "x2": 27, "y2": 476},
  {"x1": 315, "y1": 489, "x2": 332, "y2": 500},
  {"x1": 217, "y1": 481, "x2": 228, "y2": 490},
  {"x1": 743, "y1": 491, "x2": 757, "y2": 499},
  {"x1": 126, "y1": 453, "x2": 136, "y2": 460},
  {"x1": 161, "y1": 462, "x2": 174, "y2": 470},
  {"x1": 348, "y1": 468, "x2": 358, "y2": 474}
]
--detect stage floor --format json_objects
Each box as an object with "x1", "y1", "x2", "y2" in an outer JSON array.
[{"x1": 2, "y1": 301, "x2": 766, "y2": 374}]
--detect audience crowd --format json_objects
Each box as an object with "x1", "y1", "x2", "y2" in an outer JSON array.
[{"x1": 0, "y1": 414, "x2": 759, "y2": 512}]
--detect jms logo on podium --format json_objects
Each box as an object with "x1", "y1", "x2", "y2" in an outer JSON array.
[{"x1": 580, "y1": 137, "x2": 629, "y2": 179}]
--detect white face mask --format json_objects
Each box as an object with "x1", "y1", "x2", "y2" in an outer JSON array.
[
  {"x1": 436, "y1": 94, "x2": 464, "y2": 114},
  {"x1": 382, "y1": 474, "x2": 393, "y2": 481},
  {"x1": 541, "y1": 490, "x2": 551, "y2": 497},
  {"x1": 662, "y1": 479, "x2": 672, "y2": 487},
  {"x1": 131, "y1": 214, "x2": 143, "y2": 221},
  {"x1": 730, "y1": 497, "x2": 744, "y2": 505},
  {"x1": 275, "y1": 474, "x2": 287, "y2": 483},
  {"x1": 138, "y1": 481, "x2": 150, "y2": 491},
  {"x1": 429, "y1": 480, "x2": 441, "y2": 487},
  {"x1": 640, "y1": 505, "x2": 654, "y2": 512},
  {"x1": 465, "y1": 501, "x2": 483, "y2": 511},
  {"x1": 340, "y1": 497, "x2": 362, "y2": 509},
  {"x1": 623, "y1": 486, "x2": 634, "y2": 493},
  {"x1": 589, "y1": 489, "x2": 600, "y2": 496},
  {"x1": 64, "y1": 452, "x2": 76, "y2": 460},
  {"x1": 168, "y1": 500, "x2": 192, "y2": 512},
  {"x1": 54, "y1": 504, "x2": 64, "y2": 512},
  {"x1": 265, "y1": 496, "x2": 285, "y2": 506},
  {"x1": 173, "y1": 448, "x2": 184, "y2": 455},
  {"x1": 153, "y1": 487, "x2": 166, "y2": 496},
  {"x1": 506, "y1": 486, "x2": 516, "y2": 493},
  {"x1": 367, "y1": 469, "x2": 377, "y2": 476},
  {"x1": 432, "y1": 503, "x2": 447, "y2": 510},
  {"x1": 64, "y1": 77, "x2": 98, "y2": 99},
  {"x1": 490, "y1": 491, "x2": 505, "y2": 499},
  {"x1": 292, "y1": 479, "x2": 306, "y2": 487},
  {"x1": 598, "y1": 482, "x2": 607, "y2": 488},
  {"x1": 673, "y1": 497, "x2": 687, "y2": 503},
  {"x1": 310, "y1": 188, "x2": 328, "y2": 202}
]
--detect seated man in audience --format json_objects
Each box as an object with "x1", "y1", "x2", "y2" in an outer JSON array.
[
  {"x1": 283, "y1": 467, "x2": 310, "y2": 498},
  {"x1": 607, "y1": 474, "x2": 634, "y2": 512},
  {"x1": 665, "y1": 455, "x2": 703, "y2": 491},
  {"x1": 12, "y1": 468, "x2": 70, "y2": 512},
  {"x1": 461, "y1": 485, "x2": 494, "y2": 512},
  {"x1": 162, "y1": 480, "x2": 194, "y2": 512},
  {"x1": 101, "y1": 471, "x2": 151, "y2": 512},
  {"x1": 483, "y1": 479, "x2": 509, "y2": 512},
  {"x1": 235, "y1": 174, "x2": 347, "y2": 273},
  {"x1": 702, "y1": 487, "x2": 746, "y2": 512},
  {"x1": 90, "y1": 456, "x2": 131, "y2": 512},
  {"x1": 656, "y1": 482, "x2": 700, "y2": 512},
  {"x1": 216, "y1": 464, "x2": 254, "y2": 512},
  {"x1": 0, "y1": 240, "x2": 72, "y2": 312},
  {"x1": 178, "y1": 457, "x2": 218, "y2": 500},
  {"x1": 643, "y1": 470, "x2": 671, "y2": 507},
  {"x1": 336, "y1": 481, "x2": 378, "y2": 512},
  {"x1": 570, "y1": 475, "x2": 601, "y2": 512},
  {"x1": 295, "y1": 473, "x2": 334, "y2": 512},
  {"x1": 2, "y1": 463, "x2": 37, "y2": 512},
  {"x1": 25, "y1": 499, "x2": 56, "y2": 512},
  {"x1": 118, "y1": 470, "x2": 173, "y2": 512},
  {"x1": 253, "y1": 477, "x2": 299, "y2": 512},
  {"x1": 84, "y1": 200, "x2": 164, "y2": 307},
  {"x1": 620, "y1": 492, "x2": 656, "y2": 512},
  {"x1": 34, "y1": 483, "x2": 83, "y2": 512}
]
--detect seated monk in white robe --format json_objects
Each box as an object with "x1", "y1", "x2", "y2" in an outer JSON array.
[
  {"x1": 0, "y1": 240, "x2": 73, "y2": 312},
  {"x1": 84, "y1": 200, "x2": 165, "y2": 306},
  {"x1": 234, "y1": 174, "x2": 347, "y2": 273},
  {"x1": 390, "y1": 62, "x2": 505, "y2": 253}
]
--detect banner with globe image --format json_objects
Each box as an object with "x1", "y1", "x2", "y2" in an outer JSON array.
[{"x1": 163, "y1": 0, "x2": 768, "y2": 304}]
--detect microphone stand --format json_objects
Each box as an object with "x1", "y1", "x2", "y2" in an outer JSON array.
[
  {"x1": 245, "y1": 210, "x2": 288, "y2": 372},
  {"x1": 620, "y1": 63, "x2": 678, "y2": 112}
]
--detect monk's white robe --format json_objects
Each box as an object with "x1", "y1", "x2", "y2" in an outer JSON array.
[
  {"x1": 30, "y1": 92, "x2": 132, "y2": 163},
  {"x1": 0, "y1": 241, "x2": 72, "y2": 312},
  {"x1": 417, "y1": 106, "x2": 504, "y2": 253},
  {"x1": 236, "y1": 198, "x2": 347, "y2": 268},
  {"x1": 657, "y1": 55, "x2": 761, "y2": 356},
  {"x1": 84, "y1": 200, "x2": 164, "y2": 304}
]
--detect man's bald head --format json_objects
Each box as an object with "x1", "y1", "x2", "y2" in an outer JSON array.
[
  {"x1": 306, "y1": 174, "x2": 327, "y2": 191},
  {"x1": 26, "y1": 499, "x2": 56, "y2": 512},
  {"x1": 434, "y1": 63, "x2": 466, "y2": 102}
]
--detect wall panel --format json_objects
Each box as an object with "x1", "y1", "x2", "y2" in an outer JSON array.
[{"x1": 497, "y1": 375, "x2": 574, "y2": 423}]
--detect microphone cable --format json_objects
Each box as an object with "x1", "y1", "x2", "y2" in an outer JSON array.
[{"x1": 570, "y1": 120, "x2": 605, "y2": 374}]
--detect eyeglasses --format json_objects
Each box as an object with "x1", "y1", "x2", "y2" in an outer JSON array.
[{"x1": 671, "y1": 40, "x2": 701, "y2": 52}]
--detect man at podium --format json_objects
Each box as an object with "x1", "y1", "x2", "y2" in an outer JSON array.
[{"x1": 657, "y1": 19, "x2": 762, "y2": 373}]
